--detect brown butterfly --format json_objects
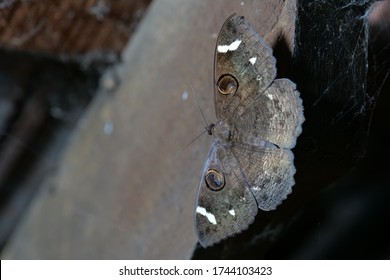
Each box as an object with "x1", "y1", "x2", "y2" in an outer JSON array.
[{"x1": 194, "y1": 15, "x2": 304, "y2": 247}]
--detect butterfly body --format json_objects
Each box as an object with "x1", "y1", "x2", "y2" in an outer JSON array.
[{"x1": 195, "y1": 15, "x2": 304, "y2": 248}]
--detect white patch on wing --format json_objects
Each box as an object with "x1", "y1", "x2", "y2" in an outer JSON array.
[
  {"x1": 267, "y1": 93, "x2": 274, "y2": 100},
  {"x1": 229, "y1": 209, "x2": 236, "y2": 216},
  {"x1": 217, "y1": 39, "x2": 242, "y2": 53},
  {"x1": 196, "y1": 206, "x2": 217, "y2": 225},
  {"x1": 249, "y1": 57, "x2": 257, "y2": 65}
]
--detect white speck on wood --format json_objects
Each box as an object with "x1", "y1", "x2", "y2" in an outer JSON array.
[
  {"x1": 104, "y1": 121, "x2": 114, "y2": 135},
  {"x1": 182, "y1": 91, "x2": 189, "y2": 100}
]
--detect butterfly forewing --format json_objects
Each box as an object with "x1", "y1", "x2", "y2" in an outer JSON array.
[
  {"x1": 214, "y1": 15, "x2": 277, "y2": 121},
  {"x1": 195, "y1": 142, "x2": 258, "y2": 248}
]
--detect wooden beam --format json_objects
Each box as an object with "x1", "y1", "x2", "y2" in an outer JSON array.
[{"x1": 0, "y1": 0, "x2": 151, "y2": 55}]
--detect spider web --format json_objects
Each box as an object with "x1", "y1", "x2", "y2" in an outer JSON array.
[
  {"x1": 294, "y1": 0, "x2": 376, "y2": 124},
  {"x1": 291, "y1": 0, "x2": 380, "y2": 176}
]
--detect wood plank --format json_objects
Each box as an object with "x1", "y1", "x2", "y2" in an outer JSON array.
[{"x1": 0, "y1": 0, "x2": 151, "y2": 55}]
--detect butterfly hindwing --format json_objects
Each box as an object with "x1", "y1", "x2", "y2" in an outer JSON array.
[
  {"x1": 232, "y1": 78, "x2": 305, "y2": 149},
  {"x1": 195, "y1": 142, "x2": 258, "y2": 247},
  {"x1": 231, "y1": 143, "x2": 296, "y2": 211}
]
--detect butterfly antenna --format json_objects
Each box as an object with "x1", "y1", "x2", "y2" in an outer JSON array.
[
  {"x1": 182, "y1": 130, "x2": 208, "y2": 152},
  {"x1": 189, "y1": 83, "x2": 209, "y2": 128},
  {"x1": 173, "y1": 130, "x2": 208, "y2": 160},
  {"x1": 172, "y1": 83, "x2": 210, "y2": 160}
]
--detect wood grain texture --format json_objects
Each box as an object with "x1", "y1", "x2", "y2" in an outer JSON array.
[
  {"x1": 2, "y1": 0, "x2": 297, "y2": 259},
  {"x1": 0, "y1": 0, "x2": 151, "y2": 55}
]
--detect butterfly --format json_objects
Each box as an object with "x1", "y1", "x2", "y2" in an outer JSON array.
[{"x1": 194, "y1": 15, "x2": 304, "y2": 248}]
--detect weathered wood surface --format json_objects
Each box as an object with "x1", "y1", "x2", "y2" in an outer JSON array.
[
  {"x1": 2, "y1": 0, "x2": 297, "y2": 259},
  {"x1": 0, "y1": 0, "x2": 151, "y2": 55}
]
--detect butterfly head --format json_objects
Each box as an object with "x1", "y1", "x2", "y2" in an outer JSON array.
[
  {"x1": 206, "y1": 123, "x2": 215, "y2": 135},
  {"x1": 213, "y1": 121, "x2": 233, "y2": 146}
]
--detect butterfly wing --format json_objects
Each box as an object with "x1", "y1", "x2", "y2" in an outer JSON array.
[
  {"x1": 231, "y1": 143, "x2": 296, "y2": 211},
  {"x1": 195, "y1": 142, "x2": 258, "y2": 247},
  {"x1": 215, "y1": 15, "x2": 304, "y2": 149},
  {"x1": 214, "y1": 15, "x2": 276, "y2": 121},
  {"x1": 233, "y1": 78, "x2": 304, "y2": 149}
]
